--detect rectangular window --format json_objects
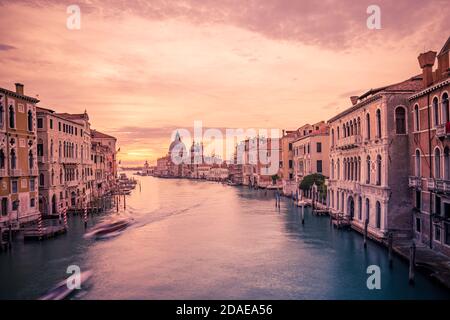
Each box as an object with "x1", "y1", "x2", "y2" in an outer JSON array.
[
  {"x1": 445, "y1": 202, "x2": 450, "y2": 219},
  {"x1": 58, "y1": 122, "x2": 61, "y2": 131},
  {"x1": 37, "y1": 118, "x2": 43, "y2": 128},
  {"x1": 317, "y1": 142, "x2": 322, "y2": 153},
  {"x1": 49, "y1": 119, "x2": 53, "y2": 129},
  {"x1": 288, "y1": 143, "x2": 292, "y2": 151},
  {"x1": 435, "y1": 225, "x2": 441, "y2": 242},
  {"x1": 289, "y1": 160, "x2": 293, "y2": 169},
  {"x1": 1, "y1": 198, "x2": 7, "y2": 216},
  {"x1": 75, "y1": 128, "x2": 78, "y2": 135},
  {"x1": 317, "y1": 160, "x2": 323, "y2": 173},
  {"x1": 30, "y1": 179, "x2": 35, "y2": 192},
  {"x1": 445, "y1": 223, "x2": 450, "y2": 245},
  {"x1": 415, "y1": 191, "x2": 421, "y2": 210},
  {"x1": 30, "y1": 198, "x2": 35, "y2": 208},
  {"x1": 415, "y1": 217, "x2": 421, "y2": 233},
  {"x1": 289, "y1": 173, "x2": 293, "y2": 180},
  {"x1": 435, "y1": 195, "x2": 441, "y2": 216},
  {"x1": 11, "y1": 180, "x2": 18, "y2": 194}
]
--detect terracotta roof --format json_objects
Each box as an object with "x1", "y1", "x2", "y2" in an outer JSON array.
[
  {"x1": 91, "y1": 130, "x2": 116, "y2": 140},
  {"x1": 0, "y1": 86, "x2": 40, "y2": 103}
]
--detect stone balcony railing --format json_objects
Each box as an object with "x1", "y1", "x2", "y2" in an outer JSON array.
[
  {"x1": 409, "y1": 176, "x2": 421, "y2": 188},
  {"x1": 10, "y1": 169, "x2": 22, "y2": 177},
  {"x1": 436, "y1": 122, "x2": 450, "y2": 138},
  {"x1": 427, "y1": 178, "x2": 435, "y2": 190},
  {"x1": 0, "y1": 168, "x2": 7, "y2": 177},
  {"x1": 430, "y1": 178, "x2": 450, "y2": 194},
  {"x1": 335, "y1": 135, "x2": 362, "y2": 150},
  {"x1": 29, "y1": 168, "x2": 39, "y2": 176},
  {"x1": 65, "y1": 180, "x2": 78, "y2": 188}
]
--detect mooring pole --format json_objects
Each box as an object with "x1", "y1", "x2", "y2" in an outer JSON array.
[
  {"x1": 123, "y1": 193, "x2": 126, "y2": 210},
  {"x1": 409, "y1": 241, "x2": 416, "y2": 285},
  {"x1": 301, "y1": 205, "x2": 305, "y2": 225},
  {"x1": 388, "y1": 232, "x2": 393, "y2": 268},
  {"x1": 364, "y1": 219, "x2": 368, "y2": 249}
]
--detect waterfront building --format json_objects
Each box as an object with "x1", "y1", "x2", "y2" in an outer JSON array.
[
  {"x1": 91, "y1": 130, "x2": 118, "y2": 189},
  {"x1": 0, "y1": 83, "x2": 40, "y2": 227},
  {"x1": 292, "y1": 122, "x2": 329, "y2": 195},
  {"x1": 155, "y1": 132, "x2": 186, "y2": 177},
  {"x1": 37, "y1": 108, "x2": 94, "y2": 212},
  {"x1": 208, "y1": 163, "x2": 229, "y2": 181},
  {"x1": 280, "y1": 129, "x2": 301, "y2": 195},
  {"x1": 408, "y1": 36, "x2": 450, "y2": 255},
  {"x1": 327, "y1": 75, "x2": 423, "y2": 242},
  {"x1": 91, "y1": 140, "x2": 110, "y2": 200}
]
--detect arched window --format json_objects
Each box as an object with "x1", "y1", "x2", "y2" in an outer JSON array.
[
  {"x1": 337, "y1": 159, "x2": 340, "y2": 179},
  {"x1": 376, "y1": 201, "x2": 381, "y2": 229},
  {"x1": 376, "y1": 155, "x2": 382, "y2": 185},
  {"x1": 343, "y1": 158, "x2": 347, "y2": 180},
  {"x1": 443, "y1": 93, "x2": 449, "y2": 123},
  {"x1": 337, "y1": 127, "x2": 340, "y2": 139},
  {"x1": 350, "y1": 120, "x2": 353, "y2": 136},
  {"x1": 10, "y1": 149, "x2": 16, "y2": 170},
  {"x1": 343, "y1": 124, "x2": 347, "y2": 138},
  {"x1": 39, "y1": 173, "x2": 44, "y2": 186},
  {"x1": 415, "y1": 150, "x2": 421, "y2": 177},
  {"x1": 28, "y1": 150, "x2": 34, "y2": 169},
  {"x1": 331, "y1": 159, "x2": 334, "y2": 179},
  {"x1": 60, "y1": 168, "x2": 63, "y2": 183},
  {"x1": 414, "y1": 104, "x2": 420, "y2": 131},
  {"x1": 0, "y1": 149, "x2": 4, "y2": 169},
  {"x1": 365, "y1": 199, "x2": 370, "y2": 223},
  {"x1": 435, "y1": 148, "x2": 442, "y2": 179},
  {"x1": 376, "y1": 109, "x2": 381, "y2": 138},
  {"x1": 0, "y1": 102, "x2": 4, "y2": 128},
  {"x1": 27, "y1": 110, "x2": 33, "y2": 131},
  {"x1": 357, "y1": 117, "x2": 361, "y2": 135},
  {"x1": 395, "y1": 107, "x2": 406, "y2": 134},
  {"x1": 50, "y1": 140, "x2": 53, "y2": 157},
  {"x1": 9, "y1": 105, "x2": 15, "y2": 128},
  {"x1": 51, "y1": 169, "x2": 54, "y2": 185},
  {"x1": 433, "y1": 97, "x2": 440, "y2": 127},
  {"x1": 358, "y1": 157, "x2": 361, "y2": 181},
  {"x1": 445, "y1": 147, "x2": 450, "y2": 180},
  {"x1": 366, "y1": 156, "x2": 371, "y2": 184},
  {"x1": 366, "y1": 113, "x2": 371, "y2": 140},
  {"x1": 358, "y1": 196, "x2": 362, "y2": 220},
  {"x1": 59, "y1": 141, "x2": 62, "y2": 159}
]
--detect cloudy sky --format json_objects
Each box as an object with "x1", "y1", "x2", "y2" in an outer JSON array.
[{"x1": 0, "y1": 0, "x2": 448, "y2": 165}]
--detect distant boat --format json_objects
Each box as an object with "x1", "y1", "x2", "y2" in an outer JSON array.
[
  {"x1": 39, "y1": 270, "x2": 93, "y2": 300},
  {"x1": 84, "y1": 218, "x2": 132, "y2": 240}
]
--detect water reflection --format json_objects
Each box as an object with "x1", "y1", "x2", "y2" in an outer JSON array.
[{"x1": 1, "y1": 176, "x2": 449, "y2": 300}]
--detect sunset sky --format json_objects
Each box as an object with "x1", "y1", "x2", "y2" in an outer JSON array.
[{"x1": 0, "y1": 0, "x2": 448, "y2": 165}]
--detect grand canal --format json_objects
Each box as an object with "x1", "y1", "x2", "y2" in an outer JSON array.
[{"x1": 1, "y1": 176, "x2": 450, "y2": 300}]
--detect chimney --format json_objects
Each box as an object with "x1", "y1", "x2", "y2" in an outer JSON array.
[
  {"x1": 350, "y1": 96, "x2": 358, "y2": 105},
  {"x1": 15, "y1": 83, "x2": 24, "y2": 95},
  {"x1": 418, "y1": 51, "x2": 437, "y2": 87}
]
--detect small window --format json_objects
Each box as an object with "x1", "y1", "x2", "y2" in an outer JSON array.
[
  {"x1": 30, "y1": 178, "x2": 35, "y2": 192},
  {"x1": 37, "y1": 118, "x2": 43, "y2": 129},
  {"x1": 317, "y1": 160, "x2": 323, "y2": 173},
  {"x1": 1, "y1": 198, "x2": 7, "y2": 216},
  {"x1": 434, "y1": 225, "x2": 441, "y2": 242},
  {"x1": 12, "y1": 200, "x2": 19, "y2": 211},
  {"x1": 58, "y1": 122, "x2": 61, "y2": 131},
  {"x1": 11, "y1": 180, "x2": 18, "y2": 194},
  {"x1": 416, "y1": 217, "x2": 421, "y2": 233},
  {"x1": 30, "y1": 198, "x2": 35, "y2": 208},
  {"x1": 317, "y1": 142, "x2": 322, "y2": 153},
  {"x1": 50, "y1": 119, "x2": 53, "y2": 129},
  {"x1": 395, "y1": 107, "x2": 406, "y2": 134},
  {"x1": 415, "y1": 190, "x2": 421, "y2": 210}
]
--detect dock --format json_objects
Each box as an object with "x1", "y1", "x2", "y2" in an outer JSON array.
[{"x1": 23, "y1": 225, "x2": 67, "y2": 241}]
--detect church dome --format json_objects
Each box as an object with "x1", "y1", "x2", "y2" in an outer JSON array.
[{"x1": 169, "y1": 132, "x2": 185, "y2": 155}]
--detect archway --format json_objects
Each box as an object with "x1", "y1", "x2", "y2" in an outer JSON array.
[
  {"x1": 348, "y1": 196, "x2": 355, "y2": 220},
  {"x1": 51, "y1": 194, "x2": 57, "y2": 215}
]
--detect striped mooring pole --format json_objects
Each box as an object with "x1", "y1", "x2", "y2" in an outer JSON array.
[
  {"x1": 63, "y1": 207, "x2": 68, "y2": 229},
  {"x1": 83, "y1": 206, "x2": 88, "y2": 228},
  {"x1": 37, "y1": 211, "x2": 44, "y2": 239}
]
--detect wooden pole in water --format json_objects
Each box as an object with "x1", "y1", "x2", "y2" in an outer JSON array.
[
  {"x1": 8, "y1": 223, "x2": 12, "y2": 249},
  {"x1": 409, "y1": 241, "x2": 416, "y2": 285},
  {"x1": 301, "y1": 204, "x2": 305, "y2": 225},
  {"x1": 388, "y1": 232, "x2": 393, "y2": 268},
  {"x1": 123, "y1": 193, "x2": 126, "y2": 210},
  {"x1": 116, "y1": 195, "x2": 119, "y2": 212},
  {"x1": 364, "y1": 219, "x2": 368, "y2": 249}
]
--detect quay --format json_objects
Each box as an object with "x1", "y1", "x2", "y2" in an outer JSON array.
[{"x1": 23, "y1": 225, "x2": 67, "y2": 241}]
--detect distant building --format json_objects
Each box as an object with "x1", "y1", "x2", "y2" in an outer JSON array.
[{"x1": 280, "y1": 129, "x2": 301, "y2": 195}]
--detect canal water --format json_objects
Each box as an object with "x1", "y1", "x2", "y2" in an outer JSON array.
[{"x1": 1, "y1": 176, "x2": 450, "y2": 300}]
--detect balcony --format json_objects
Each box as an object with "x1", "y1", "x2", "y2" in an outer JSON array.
[
  {"x1": 409, "y1": 176, "x2": 421, "y2": 188},
  {"x1": 30, "y1": 168, "x2": 39, "y2": 176},
  {"x1": 427, "y1": 178, "x2": 435, "y2": 190},
  {"x1": 434, "y1": 179, "x2": 450, "y2": 194},
  {"x1": 0, "y1": 168, "x2": 7, "y2": 177},
  {"x1": 10, "y1": 169, "x2": 22, "y2": 177},
  {"x1": 65, "y1": 180, "x2": 78, "y2": 188},
  {"x1": 436, "y1": 122, "x2": 450, "y2": 138},
  {"x1": 336, "y1": 135, "x2": 362, "y2": 150}
]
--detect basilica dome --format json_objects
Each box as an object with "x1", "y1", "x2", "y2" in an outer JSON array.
[{"x1": 169, "y1": 132, "x2": 185, "y2": 155}]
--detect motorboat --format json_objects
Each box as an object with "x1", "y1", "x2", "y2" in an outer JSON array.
[
  {"x1": 39, "y1": 270, "x2": 93, "y2": 300},
  {"x1": 84, "y1": 218, "x2": 132, "y2": 239}
]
